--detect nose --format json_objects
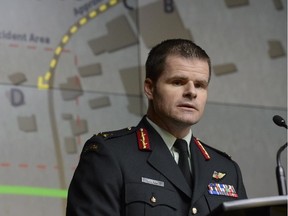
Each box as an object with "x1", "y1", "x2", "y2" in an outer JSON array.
[{"x1": 183, "y1": 81, "x2": 197, "y2": 99}]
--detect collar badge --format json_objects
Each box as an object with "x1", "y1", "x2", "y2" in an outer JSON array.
[{"x1": 137, "y1": 128, "x2": 151, "y2": 151}]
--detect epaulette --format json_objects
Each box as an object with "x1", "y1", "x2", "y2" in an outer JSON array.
[
  {"x1": 80, "y1": 134, "x2": 100, "y2": 154},
  {"x1": 213, "y1": 148, "x2": 232, "y2": 160},
  {"x1": 196, "y1": 138, "x2": 232, "y2": 160},
  {"x1": 81, "y1": 127, "x2": 136, "y2": 155},
  {"x1": 82, "y1": 141, "x2": 100, "y2": 154},
  {"x1": 96, "y1": 126, "x2": 136, "y2": 140}
]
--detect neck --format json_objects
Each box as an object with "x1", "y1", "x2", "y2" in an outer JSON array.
[{"x1": 146, "y1": 113, "x2": 191, "y2": 139}]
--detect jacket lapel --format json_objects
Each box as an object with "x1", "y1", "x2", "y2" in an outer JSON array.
[
  {"x1": 190, "y1": 137, "x2": 213, "y2": 203},
  {"x1": 139, "y1": 118, "x2": 192, "y2": 198},
  {"x1": 147, "y1": 137, "x2": 192, "y2": 198}
]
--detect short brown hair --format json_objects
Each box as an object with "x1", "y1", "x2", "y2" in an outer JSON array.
[{"x1": 145, "y1": 39, "x2": 211, "y2": 82}]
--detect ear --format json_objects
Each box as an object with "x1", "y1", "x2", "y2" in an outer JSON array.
[{"x1": 144, "y1": 78, "x2": 154, "y2": 100}]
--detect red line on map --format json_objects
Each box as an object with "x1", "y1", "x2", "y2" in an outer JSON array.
[
  {"x1": 63, "y1": 49, "x2": 71, "y2": 53},
  {"x1": 0, "y1": 163, "x2": 11, "y2": 167},
  {"x1": 44, "y1": 47, "x2": 53, "y2": 52},
  {"x1": 77, "y1": 135, "x2": 81, "y2": 145},
  {"x1": 75, "y1": 76, "x2": 80, "y2": 86},
  {"x1": 27, "y1": 45, "x2": 37, "y2": 50},
  {"x1": 0, "y1": 163, "x2": 76, "y2": 171},
  {"x1": 74, "y1": 54, "x2": 78, "y2": 66},
  {"x1": 18, "y1": 163, "x2": 29, "y2": 168},
  {"x1": 36, "y1": 164, "x2": 47, "y2": 170},
  {"x1": 9, "y1": 44, "x2": 19, "y2": 48},
  {"x1": 75, "y1": 97, "x2": 79, "y2": 106}
]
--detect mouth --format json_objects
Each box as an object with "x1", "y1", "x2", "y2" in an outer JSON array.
[{"x1": 178, "y1": 103, "x2": 197, "y2": 111}]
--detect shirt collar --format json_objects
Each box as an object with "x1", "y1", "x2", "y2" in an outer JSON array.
[{"x1": 146, "y1": 117, "x2": 192, "y2": 152}]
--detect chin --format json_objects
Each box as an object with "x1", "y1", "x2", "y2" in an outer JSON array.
[
  {"x1": 185, "y1": 120, "x2": 199, "y2": 126},
  {"x1": 180, "y1": 114, "x2": 201, "y2": 123},
  {"x1": 176, "y1": 117, "x2": 199, "y2": 126}
]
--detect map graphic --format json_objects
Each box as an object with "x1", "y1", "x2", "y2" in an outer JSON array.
[{"x1": 0, "y1": 0, "x2": 286, "y2": 215}]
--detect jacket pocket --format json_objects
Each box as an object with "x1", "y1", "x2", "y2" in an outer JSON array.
[
  {"x1": 205, "y1": 192, "x2": 239, "y2": 213},
  {"x1": 125, "y1": 182, "x2": 178, "y2": 216}
]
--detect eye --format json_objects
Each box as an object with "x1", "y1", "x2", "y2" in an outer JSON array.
[
  {"x1": 194, "y1": 81, "x2": 208, "y2": 89},
  {"x1": 171, "y1": 78, "x2": 186, "y2": 86},
  {"x1": 172, "y1": 80, "x2": 183, "y2": 86}
]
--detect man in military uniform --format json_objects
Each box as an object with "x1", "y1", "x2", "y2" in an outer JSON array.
[{"x1": 66, "y1": 39, "x2": 247, "y2": 216}]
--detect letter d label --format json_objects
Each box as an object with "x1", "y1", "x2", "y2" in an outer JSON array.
[{"x1": 10, "y1": 88, "x2": 25, "y2": 106}]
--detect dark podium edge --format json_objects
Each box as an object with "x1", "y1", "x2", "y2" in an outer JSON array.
[{"x1": 209, "y1": 195, "x2": 288, "y2": 216}]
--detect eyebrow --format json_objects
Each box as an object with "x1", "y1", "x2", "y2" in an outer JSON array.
[
  {"x1": 166, "y1": 75, "x2": 188, "y2": 81},
  {"x1": 167, "y1": 75, "x2": 208, "y2": 83},
  {"x1": 195, "y1": 79, "x2": 209, "y2": 87}
]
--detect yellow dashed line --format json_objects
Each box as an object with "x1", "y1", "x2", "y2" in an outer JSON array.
[
  {"x1": 109, "y1": 0, "x2": 117, "y2": 6},
  {"x1": 89, "y1": 10, "x2": 97, "y2": 18},
  {"x1": 79, "y1": 17, "x2": 87, "y2": 26},
  {"x1": 38, "y1": 76, "x2": 49, "y2": 89},
  {"x1": 50, "y1": 59, "x2": 57, "y2": 68},
  {"x1": 70, "y1": 26, "x2": 78, "y2": 34},
  {"x1": 99, "y1": 4, "x2": 108, "y2": 12},
  {"x1": 37, "y1": 0, "x2": 120, "y2": 89},
  {"x1": 55, "y1": 46, "x2": 62, "y2": 55},
  {"x1": 45, "y1": 71, "x2": 52, "y2": 80},
  {"x1": 62, "y1": 35, "x2": 69, "y2": 44}
]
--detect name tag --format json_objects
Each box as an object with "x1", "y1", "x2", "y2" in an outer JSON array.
[{"x1": 142, "y1": 177, "x2": 164, "y2": 187}]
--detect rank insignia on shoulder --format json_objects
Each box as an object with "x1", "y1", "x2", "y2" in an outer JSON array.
[
  {"x1": 208, "y1": 183, "x2": 238, "y2": 198},
  {"x1": 137, "y1": 128, "x2": 151, "y2": 151},
  {"x1": 96, "y1": 127, "x2": 134, "y2": 139},
  {"x1": 213, "y1": 171, "x2": 226, "y2": 180},
  {"x1": 97, "y1": 132, "x2": 112, "y2": 138},
  {"x1": 83, "y1": 143, "x2": 100, "y2": 153},
  {"x1": 194, "y1": 137, "x2": 211, "y2": 160}
]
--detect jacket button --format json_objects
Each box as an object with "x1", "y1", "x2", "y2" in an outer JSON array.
[
  {"x1": 150, "y1": 196, "x2": 156, "y2": 203},
  {"x1": 191, "y1": 207, "x2": 197, "y2": 215}
]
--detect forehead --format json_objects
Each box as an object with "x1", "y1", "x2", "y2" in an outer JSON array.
[{"x1": 163, "y1": 56, "x2": 210, "y2": 79}]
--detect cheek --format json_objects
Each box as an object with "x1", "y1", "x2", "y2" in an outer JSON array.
[
  {"x1": 198, "y1": 94, "x2": 208, "y2": 110},
  {"x1": 155, "y1": 97, "x2": 168, "y2": 110},
  {"x1": 154, "y1": 95, "x2": 173, "y2": 113}
]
